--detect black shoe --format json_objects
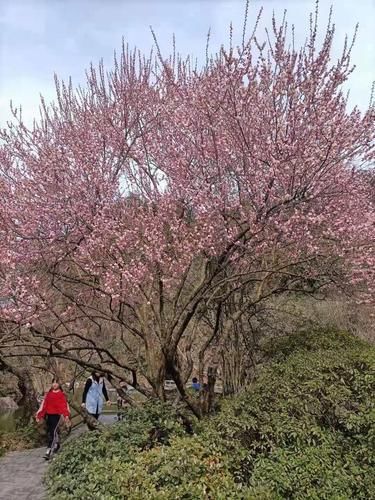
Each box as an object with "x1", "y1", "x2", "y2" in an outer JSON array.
[{"x1": 44, "y1": 448, "x2": 51, "y2": 460}]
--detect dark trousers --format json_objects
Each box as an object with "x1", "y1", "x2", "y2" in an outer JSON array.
[{"x1": 46, "y1": 414, "x2": 62, "y2": 449}]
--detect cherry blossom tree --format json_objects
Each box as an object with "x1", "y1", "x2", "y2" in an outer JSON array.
[{"x1": 0, "y1": 3, "x2": 374, "y2": 415}]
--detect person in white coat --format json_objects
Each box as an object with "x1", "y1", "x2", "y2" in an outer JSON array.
[{"x1": 81, "y1": 371, "x2": 111, "y2": 427}]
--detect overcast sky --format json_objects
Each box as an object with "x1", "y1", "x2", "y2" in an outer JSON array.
[{"x1": 0, "y1": 0, "x2": 374, "y2": 127}]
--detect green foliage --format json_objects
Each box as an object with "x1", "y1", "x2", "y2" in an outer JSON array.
[
  {"x1": 261, "y1": 328, "x2": 367, "y2": 361},
  {"x1": 198, "y1": 329, "x2": 375, "y2": 499},
  {"x1": 47, "y1": 329, "x2": 375, "y2": 499},
  {"x1": 0, "y1": 420, "x2": 42, "y2": 456},
  {"x1": 115, "y1": 436, "x2": 255, "y2": 499},
  {"x1": 57, "y1": 437, "x2": 257, "y2": 500},
  {"x1": 46, "y1": 400, "x2": 187, "y2": 498}
]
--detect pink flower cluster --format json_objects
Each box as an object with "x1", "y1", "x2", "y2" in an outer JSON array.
[{"x1": 0, "y1": 9, "x2": 374, "y2": 325}]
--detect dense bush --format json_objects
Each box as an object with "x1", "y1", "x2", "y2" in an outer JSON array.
[
  {"x1": 47, "y1": 330, "x2": 375, "y2": 499},
  {"x1": 197, "y1": 329, "x2": 375, "y2": 499},
  {"x1": 69, "y1": 436, "x2": 258, "y2": 500},
  {"x1": 46, "y1": 401, "x2": 188, "y2": 499}
]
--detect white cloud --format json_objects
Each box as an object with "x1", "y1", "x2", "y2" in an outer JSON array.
[{"x1": 0, "y1": 0, "x2": 373, "y2": 127}]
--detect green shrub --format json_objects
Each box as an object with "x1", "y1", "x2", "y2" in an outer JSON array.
[
  {"x1": 47, "y1": 329, "x2": 375, "y2": 499},
  {"x1": 198, "y1": 329, "x2": 375, "y2": 499},
  {"x1": 46, "y1": 401, "x2": 188, "y2": 499},
  {"x1": 74, "y1": 437, "x2": 259, "y2": 500},
  {"x1": 261, "y1": 328, "x2": 365, "y2": 361}
]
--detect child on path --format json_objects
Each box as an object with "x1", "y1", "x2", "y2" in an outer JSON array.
[{"x1": 36, "y1": 378, "x2": 71, "y2": 460}]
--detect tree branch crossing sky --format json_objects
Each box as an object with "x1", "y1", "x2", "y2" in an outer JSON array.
[{"x1": 0, "y1": 0, "x2": 374, "y2": 127}]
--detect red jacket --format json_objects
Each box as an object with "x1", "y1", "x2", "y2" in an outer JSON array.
[{"x1": 36, "y1": 390, "x2": 70, "y2": 419}]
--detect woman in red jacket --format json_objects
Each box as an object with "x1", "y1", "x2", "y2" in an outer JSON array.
[{"x1": 36, "y1": 378, "x2": 71, "y2": 460}]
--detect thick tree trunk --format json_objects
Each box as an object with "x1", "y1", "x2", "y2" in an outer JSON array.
[
  {"x1": 145, "y1": 339, "x2": 167, "y2": 400},
  {"x1": 200, "y1": 366, "x2": 217, "y2": 415},
  {"x1": 165, "y1": 347, "x2": 201, "y2": 418},
  {"x1": 0, "y1": 356, "x2": 39, "y2": 420},
  {"x1": 17, "y1": 370, "x2": 40, "y2": 418}
]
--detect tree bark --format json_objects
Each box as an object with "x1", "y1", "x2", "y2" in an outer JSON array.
[
  {"x1": 200, "y1": 366, "x2": 217, "y2": 415},
  {"x1": 0, "y1": 355, "x2": 39, "y2": 420}
]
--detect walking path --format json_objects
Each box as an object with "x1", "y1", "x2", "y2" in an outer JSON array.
[{"x1": 0, "y1": 414, "x2": 116, "y2": 500}]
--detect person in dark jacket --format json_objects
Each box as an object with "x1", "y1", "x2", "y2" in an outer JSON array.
[
  {"x1": 36, "y1": 378, "x2": 70, "y2": 460},
  {"x1": 81, "y1": 371, "x2": 111, "y2": 427},
  {"x1": 191, "y1": 377, "x2": 201, "y2": 392}
]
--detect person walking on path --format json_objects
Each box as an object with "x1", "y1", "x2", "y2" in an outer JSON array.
[
  {"x1": 81, "y1": 371, "x2": 111, "y2": 428},
  {"x1": 36, "y1": 378, "x2": 71, "y2": 460},
  {"x1": 191, "y1": 377, "x2": 201, "y2": 392}
]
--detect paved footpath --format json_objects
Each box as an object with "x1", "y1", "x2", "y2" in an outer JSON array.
[
  {"x1": 0, "y1": 445, "x2": 50, "y2": 500},
  {"x1": 0, "y1": 414, "x2": 116, "y2": 500}
]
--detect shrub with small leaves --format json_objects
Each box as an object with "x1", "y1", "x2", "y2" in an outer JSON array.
[
  {"x1": 46, "y1": 401, "x2": 187, "y2": 498},
  {"x1": 46, "y1": 330, "x2": 375, "y2": 499},
  {"x1": 198, "y1": 329, "x2": 375, "y2": 499}
]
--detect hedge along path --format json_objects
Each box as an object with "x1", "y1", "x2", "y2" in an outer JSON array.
[{"x1": 0, "y1": 414, "x2": 116, "y2": 500}]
